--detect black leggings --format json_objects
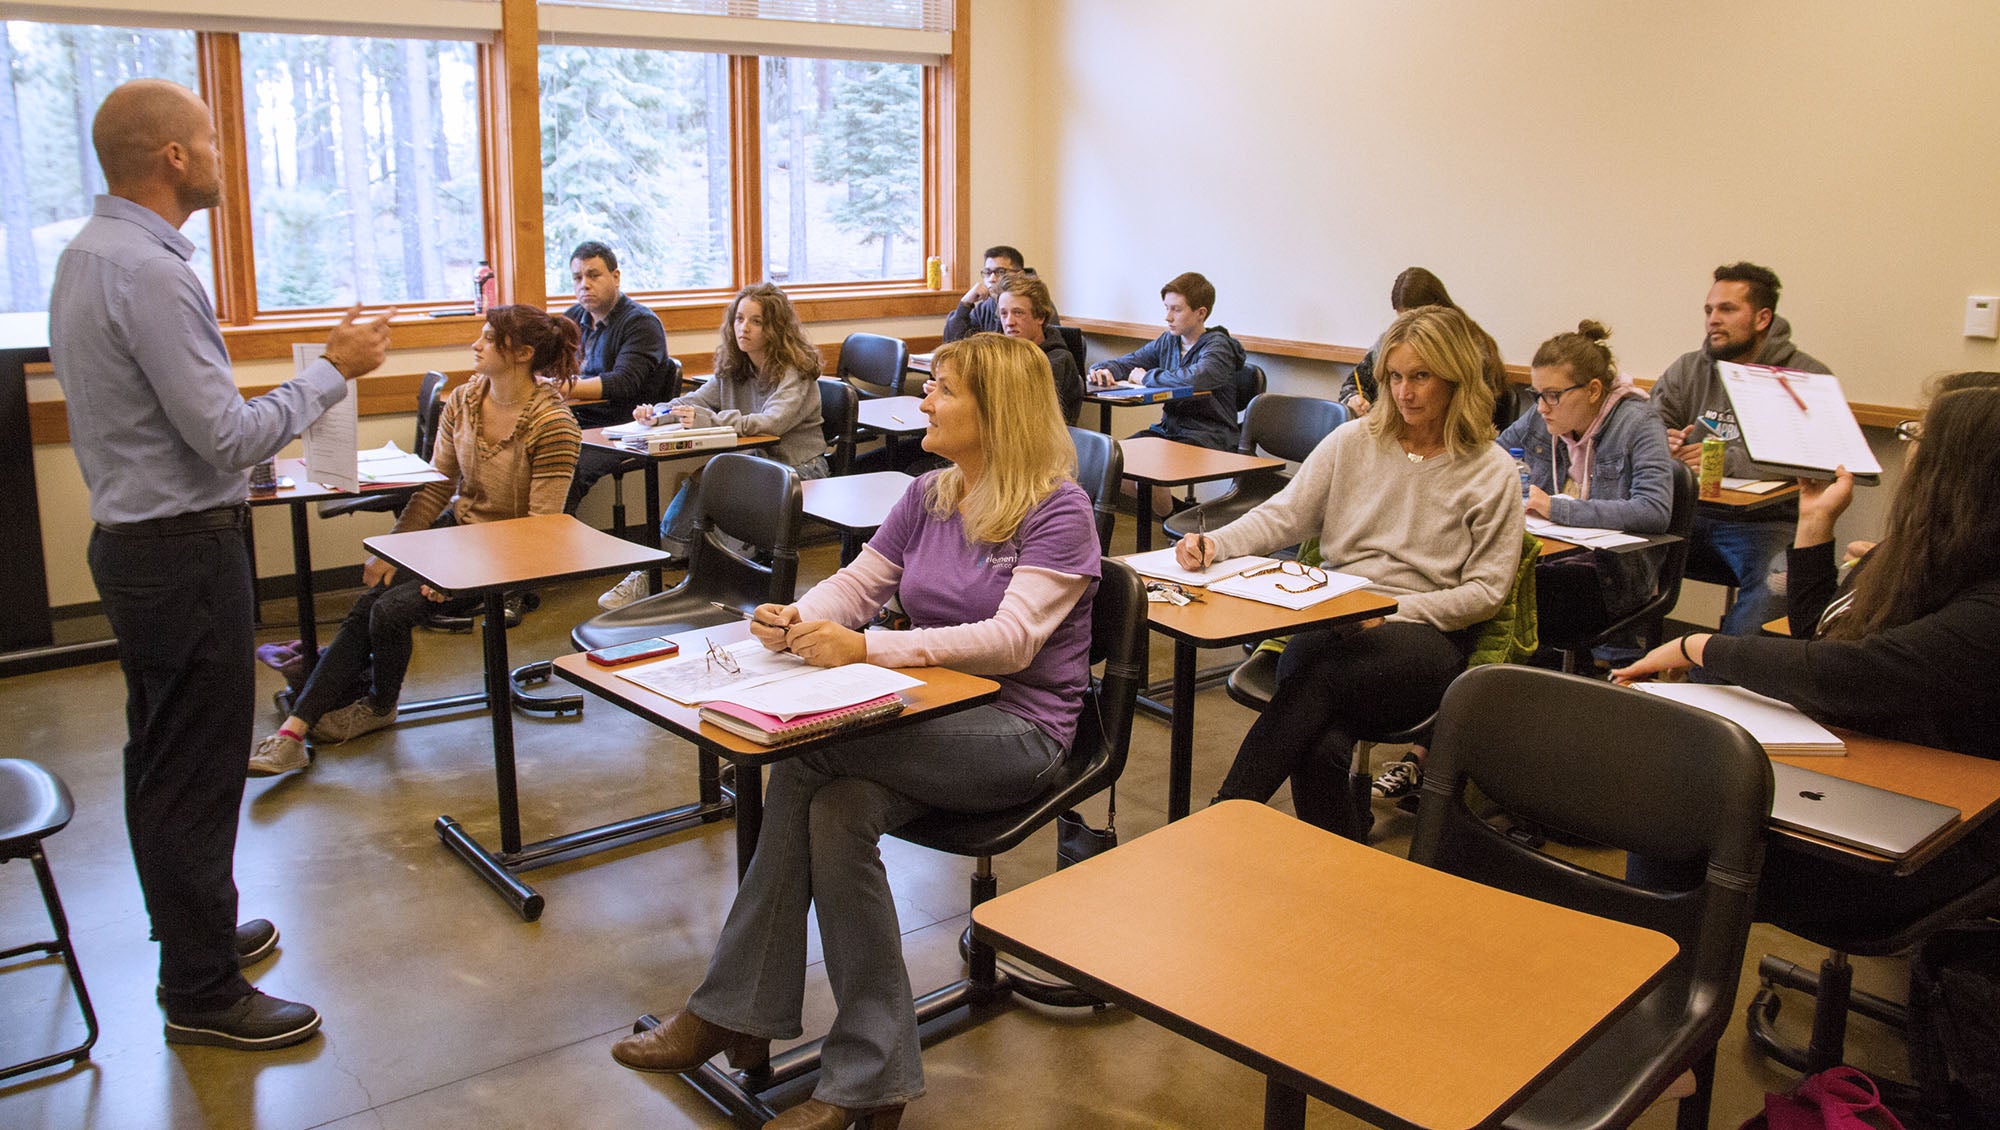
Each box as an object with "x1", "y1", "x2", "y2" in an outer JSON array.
[
  {"x1": 293, "y1": 566, "x2": 478, "y2": 723},
  {"x1": 1217, "y1": 621, "x2": 1471, "y2": 834}
]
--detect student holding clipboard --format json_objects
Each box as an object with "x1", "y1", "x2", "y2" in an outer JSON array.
[
  {"x1": 1651, "y1": 262, "x2": 1831, "y2": 636},
  {"x1": 1616, "y1": 372, "x2": 2000, "y2": 931}
]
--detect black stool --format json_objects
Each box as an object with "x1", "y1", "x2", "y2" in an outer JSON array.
[{"x1": 0, "y1": 758, "x2": 99, "y2": 1080}]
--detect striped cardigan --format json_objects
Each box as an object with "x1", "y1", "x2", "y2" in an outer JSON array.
[{"x1": 394, "y1": 375, "x2": 581, "y2": 533}]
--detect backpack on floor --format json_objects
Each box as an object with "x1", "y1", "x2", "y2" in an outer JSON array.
[{"x1": 1908, "y1": 921, "x2": 2000, "y2": 1130}]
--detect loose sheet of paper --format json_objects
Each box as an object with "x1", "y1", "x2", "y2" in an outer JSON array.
[
  {"x1": 1206, "y1": 567, "x2": 1372, "y2": 611},
  {"x1": 297, "y1": 343, "x2": 359, "y2": 491},
  {"x1": 616, "y1": 633, "x2": 809, "y2": 704},
  {"x1": 1717, "y1": 363, "x2": 1882, "y2": 477},
  {"x1": 720, "y1": 664, "x2": 922, "y2": 720},
  {"x1": 1634, "y1": 682, "x2": 1845, "y2": 753},
  {"x1": 1525, "y1": 516, "x2": 1647, "y2": 549},
  {"x1": 602, "y1": 420, "x2": 685, "y2": 440},
  {"x1": 1119, "y1": 548, "x2": 1276, "y2": 587},
  {"x1": 356, "y1": 442, "x2": 446, "y2": 483}
]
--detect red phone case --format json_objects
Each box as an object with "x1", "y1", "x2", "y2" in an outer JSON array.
[{"x1": 585, "y1": 639, "x2": 679, "y2": 666}]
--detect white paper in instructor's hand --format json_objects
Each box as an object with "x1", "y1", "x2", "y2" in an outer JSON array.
[{"x1": 298, "y1": 343, "x2": 358, "y2": 491}]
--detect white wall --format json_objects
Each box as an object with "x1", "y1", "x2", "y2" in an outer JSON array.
[{"x1": 1039, "y1": 0, "x2": 2000, "y2": 411}]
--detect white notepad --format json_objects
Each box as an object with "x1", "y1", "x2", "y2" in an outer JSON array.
[
  {"x1": 1206, "y1": 567, "x2": 1372, "y2": 611},
  {"x1": 1634, "y1": 682, "x2": 1845, "y2": 754},
  {"x1": 1716, "y1": 363, "x2": 1882, "y2": 482},
  {"x1": 1118, "y1": 548, "x2": 1275, "y2": 587}
]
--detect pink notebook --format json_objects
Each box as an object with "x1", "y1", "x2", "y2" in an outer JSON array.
[{"x1": 699, "y1": 693, "x2": 906, "y2": 745}]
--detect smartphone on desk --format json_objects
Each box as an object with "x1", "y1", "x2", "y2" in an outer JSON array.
[{"x1": 585, "y1": 637, "x2": 680, "y2": 666}]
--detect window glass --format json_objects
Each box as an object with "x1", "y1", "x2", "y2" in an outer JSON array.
[
  {"x1": 239, "y1": 33, "x2": 483, "y2": 309},
  {"x1": 0, "y1": 22, "x2": 202, "y2": 314},
  {"x1": 761, "y1": 57, "x2": 923, "y2": 285},
  {"x1": 540, "y1": 44, "x2": 732, "y2": 295}
]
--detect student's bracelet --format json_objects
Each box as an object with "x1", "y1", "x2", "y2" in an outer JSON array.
[{"x1": 1678, "y1": 634, "x2": 1698, "y2": 666}]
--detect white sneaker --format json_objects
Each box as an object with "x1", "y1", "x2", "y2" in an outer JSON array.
[
  {"x1": 598, "y1": 571, "x2": 649, "y2": 611},
  {"x1": 248, "y1": 733, "x2": 309, "y2": 778}
]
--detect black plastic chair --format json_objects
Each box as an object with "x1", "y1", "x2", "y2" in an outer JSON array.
[
  {"x1": 837, "y1": 332, "x2": 910, "y2": 400},
  {"x1": 1163, "y1": 392, "x2": 1346, "y2": 542},
  {"x1": 1055, "y1": 324, "x2": 1086, "y2": 373},
  {"x1": 317, "y1": 369, "x2": 448, "y2": 521},
  {"x1": 817, "y1": 376, "x2": 860, "y2": 476},
  {"x1": 1411, "y1": 665, "x2": 1772, "y2": 1130},
  {"x1": 570, "y1": 452, "x2": 804, "y2": 654},
  {"x1": 1748, "y1": 870, "x2": 2000, "y2": 1077},
  {"x1": 0, "y1": 759, "x2": 98, "y2": 1081},
  {"x1": 677, "y1": 560, "x2": 1149, "y2": 1125},
  {"x1": 1554, "y1": 461, "x2": 1698, "y2": 674},
  {"x1": 507, "y1": 452, "x2": 804, "y2": 715},
  {"x1": 1233, "y1": 361, "x2": 1266, "y2": 424},
  {"x1": 1068, "y1": 426, "x2": 1122, "y2": 554}
]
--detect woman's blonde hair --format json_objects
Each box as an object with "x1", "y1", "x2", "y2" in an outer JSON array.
[
  {"x1": 1367, "y1": 305, "x2": 1500, "y2": 456},
  {"x1": 714, "y1": 282, "x2": 820, "y2": 388},
  {"x1": 924, "y1": 333, "x2": 1076, "y2": 545}
]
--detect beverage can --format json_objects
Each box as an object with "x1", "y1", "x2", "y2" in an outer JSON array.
[
  {"x1": 1699, "y1": 436, "x2": 1726, "y2": 499},
  {"x1": 924, "y1": 255, "x2": 942, "y2": 291}
]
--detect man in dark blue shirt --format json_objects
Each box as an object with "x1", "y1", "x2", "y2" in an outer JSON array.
[{"x1": 563, "y1": 240, "x2": 673, "y2": 513}]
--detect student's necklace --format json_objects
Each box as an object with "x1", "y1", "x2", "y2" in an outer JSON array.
[{"x1": 1400, "y1": 439, "x2": 1445, "y2": 463}]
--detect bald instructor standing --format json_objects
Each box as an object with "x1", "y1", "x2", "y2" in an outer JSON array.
[{"x1": 49, "y1": 79, "x2": 392, "y2": 1051}]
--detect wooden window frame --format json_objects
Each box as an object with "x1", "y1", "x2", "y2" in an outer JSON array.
[{"x1": 134, "y1": 0, "x2": 970, "y2": 361}]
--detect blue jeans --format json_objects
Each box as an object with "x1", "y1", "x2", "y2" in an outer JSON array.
[
  {"x1": 687, "y1": 705, "x2": 1063, "y2": 1108},
  {"x1": 1689, "y1": 513, "x2": 1791, "y2": 637}
]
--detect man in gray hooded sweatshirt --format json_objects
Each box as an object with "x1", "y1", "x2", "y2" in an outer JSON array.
[{"x1": 1653, "y1": 261, "x2": 1830, "y2": 636}]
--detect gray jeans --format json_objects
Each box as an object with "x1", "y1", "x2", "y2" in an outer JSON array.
[{"x1": 687, "y1": 704, "x2": 1063, "y2": 1107}]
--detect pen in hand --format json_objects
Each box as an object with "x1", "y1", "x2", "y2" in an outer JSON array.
[
  {"x1": 712, "y1": 601, "x2": 788, "y2": 629},
  {"x1": 1194, "y1": 508, "x2": 1208, "y2": 574}
]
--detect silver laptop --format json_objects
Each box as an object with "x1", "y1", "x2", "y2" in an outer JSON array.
[{"x1": 1769, "y1": 762, "x2": 1961, "y2": 858}]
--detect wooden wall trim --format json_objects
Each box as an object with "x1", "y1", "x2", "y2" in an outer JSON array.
[
  {"x1": 28, "y1": 334, "x2": 947, "y2": 445},
  {"x1": 1066, "y1": 315, "x2": 1919, "y2": 422}
]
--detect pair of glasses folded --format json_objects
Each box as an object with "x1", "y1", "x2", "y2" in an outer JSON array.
[
  {"x1": 1145, "y1": 581, "x2": 1205, "y2": 606},
  {"x1": 1241, "y1": 560, "x2": 1329, "y2": 594}
]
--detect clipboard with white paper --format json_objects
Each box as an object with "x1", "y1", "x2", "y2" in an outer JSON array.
[{"x1": 1716, "y1": 362, "x2": 1881, "y2": 483}]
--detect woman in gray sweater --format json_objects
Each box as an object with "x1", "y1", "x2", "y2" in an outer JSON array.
[
  {"x1": 600, "y1": 282, "x2": 827, "y2": 609},
  {"x1": 1177, "y1": 306, "x2": 1524, "y2": 835}
]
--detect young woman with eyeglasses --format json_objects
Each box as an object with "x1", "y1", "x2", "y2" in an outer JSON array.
[
  {"x1": 1496, "y1": 320, "x2": 1675, "y2": 660},
  {"x1": 1175, "y1": 305, "x2": 1524, "y2": 835}
]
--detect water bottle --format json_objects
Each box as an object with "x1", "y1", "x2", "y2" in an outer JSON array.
[
  {"x1": 1510, "y1": 447, "x2": 1531, "y2": 501},
  {"x1": 473, "y1": 260, "x2": 496, "y2": 315}
]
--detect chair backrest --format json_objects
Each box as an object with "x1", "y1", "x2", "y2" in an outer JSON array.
[
  {"x1": 1055, "y1": 324, "x2": 1086, "y2": 373},
  {"x1": 1412, "y1": 665, "x2": 1771, "y2": 1022},
  {"x1": 1233, "y1": 362, "x2": 1266, "y2": 423},
  {"x1": 1646, "y1": 460, "x2": 1699, "y2": 619},
  {"x1": 414, "y1": 370, "x2": 448, "y2": 460},
  {"x1": 1237, "y1": 392, "x2": 1346, "y2": 461},
  {"x1": 1067, "y1": 426, "x2": 1123, "y2": 554},
  {"x1": 838, "y1": 332, "x2": 910, "y2": 400},
  {"x1": 684, "y1": 452, "x2": 804, "y2": 607},
  {"x1": 818, "y1": 377, "x2": 861, "y2": 476},
  {"x1": 890, "y1": 559, "x2": 1147, "y2": 858},
  {"x1": 661, "y1": 357, "x2": 685, "y2": 402}
]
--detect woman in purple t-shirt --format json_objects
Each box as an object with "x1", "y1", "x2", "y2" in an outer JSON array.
[{"x1": 610, "y1": 334, "x2": 1101, "y2": 1130}]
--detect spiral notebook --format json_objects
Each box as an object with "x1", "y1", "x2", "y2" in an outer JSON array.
[{"x1": 699, "y1": 693, "x2": 906, "y2": 745}]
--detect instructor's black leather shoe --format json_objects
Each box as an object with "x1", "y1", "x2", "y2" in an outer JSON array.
[{"x1": 164, "y1": 990, "x2": 321, "y2": 1051}]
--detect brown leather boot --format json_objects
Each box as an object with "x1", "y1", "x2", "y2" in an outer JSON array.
[
  {"x1": 763, "y1": 1098, "x2": 905, "y2": 1130},
  {"x1": 610, "y1": 1008, "x2": 769, "y2": 1074}
]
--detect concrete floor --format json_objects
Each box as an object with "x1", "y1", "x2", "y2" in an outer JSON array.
[{"x1": 0, "y1": 529, "x2": 1916, "y2": 1129}]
